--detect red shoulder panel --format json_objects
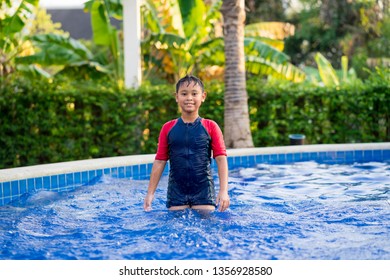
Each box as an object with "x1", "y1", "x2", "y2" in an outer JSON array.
[
  {"x1": 201, "y1": 119, "x2": 227, "y2": 158},
  {"x1": 155, "y1": 119, "x2": 178, "y2": 160}
]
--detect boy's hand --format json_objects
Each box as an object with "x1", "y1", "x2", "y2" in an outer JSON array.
[
  {"x1": 143, "y1": 193, "x2": 154, "y2": 211},
  {"x1": 216, "y1": 191, "x2": 230, "y2": 212}
]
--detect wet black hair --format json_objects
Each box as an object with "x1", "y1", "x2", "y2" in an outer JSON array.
[{"x1": 175, "y1": 75, "x2": 204, "y2": 93}]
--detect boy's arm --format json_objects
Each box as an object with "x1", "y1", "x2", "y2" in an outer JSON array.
[
  {"x1": 215, "y1": 155, "x2": 230, "y2": 212},
  {"x1": 143, "y1": 160, "x2": 167, "y2": 211}
]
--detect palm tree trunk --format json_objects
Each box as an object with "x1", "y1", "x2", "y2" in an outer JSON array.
[{"x1": 221, "y1": 0, "x2": 254, "y2": 148}]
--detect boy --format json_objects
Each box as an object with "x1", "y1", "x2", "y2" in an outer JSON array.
[{"x1": 143, "y1": 75, "x2": 230, "y2": 212}]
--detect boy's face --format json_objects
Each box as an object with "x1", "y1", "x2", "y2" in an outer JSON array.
[{"x1": 175, "y1": 81, "x2": 206, "y2": 114}]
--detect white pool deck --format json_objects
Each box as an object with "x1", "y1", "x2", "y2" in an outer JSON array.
[{"x1": 1, "y1": 142, "x2": 389, "y2": 183}]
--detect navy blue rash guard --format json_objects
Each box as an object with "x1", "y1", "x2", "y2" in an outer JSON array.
[{"x1": 155, "y1": 117, "x2": 227, "y2": 208}]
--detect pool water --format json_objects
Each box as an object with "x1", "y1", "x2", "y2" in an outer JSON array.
[{"x1": 1, "y1": 161, "x2": 389, "y2": 260}]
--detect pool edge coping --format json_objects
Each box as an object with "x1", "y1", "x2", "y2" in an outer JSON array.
[{"x1": 1, "y1": 142, "x2": 389, "y2": 183}]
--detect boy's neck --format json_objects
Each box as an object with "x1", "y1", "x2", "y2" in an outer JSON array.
[{"x1": 181, "y1": 113, "x2": 200, "y2": 123}]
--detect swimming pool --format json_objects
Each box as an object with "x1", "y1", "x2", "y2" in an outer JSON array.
[{"x1": 0, "y1": 143, "x2": 389, "y2": 260}]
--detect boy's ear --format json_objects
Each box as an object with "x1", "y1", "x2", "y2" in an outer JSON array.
[
  {"x1": 202, "y1": 91, "x2": 207, "y2": 102},
  {"x1": 175, "y1": 92, "x2": 178, "y2": 102}
]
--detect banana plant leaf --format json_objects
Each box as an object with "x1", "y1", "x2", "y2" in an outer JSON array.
[
  {"x1": 89, "y1": 0, "x2": 113, "y2": 46},
  {"x1": 315, "y1": 52, "x2": 340, "y2": 86},
  {"x1": 244, "y1": 37, "x2": 289, "y2": 64},
  {"x1": 15, "y1": 34, "x2": 106, "y2": 73},
  {"x1": 16, "y1": 64, "x2": 51, "y2": 79},
  {"x1": 2, "y1": 0, "x2": 39, "y2": 35},
  {"x1": 246, "y1": 55, "x2": 306, "y2": 83}
]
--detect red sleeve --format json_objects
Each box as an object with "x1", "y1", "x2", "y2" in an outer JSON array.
[
  {"x1": 201, "y1": 119, "x2": 227, "y2": 158},
  {"x1": 155, "y1": 120, "x2": 177, "y2": 161}
]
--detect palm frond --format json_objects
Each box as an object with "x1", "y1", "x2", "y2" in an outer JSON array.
[
  {"x1": 244, "y1": 37, "x2": 289, "y2": 64},
  {"x1": 246, "y1": 55, "x2": 306, "y2": 83}
]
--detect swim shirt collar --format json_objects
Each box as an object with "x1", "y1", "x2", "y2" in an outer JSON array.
[{"x1": 179, "y1": 116, "x2": 201, "y2": 125}]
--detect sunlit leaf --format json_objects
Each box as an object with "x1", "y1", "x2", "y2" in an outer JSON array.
[
  {"x1": 315, "y1": 52, "x2": 340, "y2": 86},
  {"x1": 245, "y1": 22, "x2": 295, "y2": 40},
  {"x1": 90, "y1": 0, "x2": 112, "y2": 46}
]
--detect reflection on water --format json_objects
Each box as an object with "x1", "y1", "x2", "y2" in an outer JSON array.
[{"x1": 1, "y1": 161, "x2": 389, "y2": 260}]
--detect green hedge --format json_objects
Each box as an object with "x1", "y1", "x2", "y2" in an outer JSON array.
[
  {"x1": 246, "y1": 79, "x2": 390, "y2": 146},
  {"x1": 0, "y1": 77, "x2": 389, "y2": 168}
]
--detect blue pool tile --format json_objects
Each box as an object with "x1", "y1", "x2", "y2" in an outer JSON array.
[
  {"x1": 132, "y1": 165, "x2": 139, "y2": 179},
  {"x1": 96, "y1": 169, "x2": 103, "y2": 177},
  {"x1": 318, "y1": 152, "x2": 327, "y2": 163},
  {"x1": 27, "y1": 178, "x2": 35, "y2": 192},
  {"x1": 66, "y1": 173, "x2": 74, "y2": 186},
  {"x1": 373, "y1": 150, "x2": 382, "y2": 161},
  {"x1": 383, "y1": 150, "x2": 390, "y2": 160},
  {"x1": 255, "y1": 154, "x2": 263, "y2": 164},
  {"x1": 20, "y1": 179, "x2": 27, "y2": 194},
  {"x1": 81, "y1": 171, "x2": 89, "y2": 183},
  {"x1": 43, "y1": 176, "x2": 51, "y2": 189},
  {"x1": 309, "y1": 152, "x2": 318, "y2": 161},
  {"x1": 103, "y1": 168, "x2": 110, "y2": 175},
  {"x1": 277, "y1": 154, "x2": 286, "y2": 163},
  {"x1": 233, "y1": 156, "x2": 241, "y2": 167},
  {"x1": 364, "y1": 150, "x2": 373, "y2": 161},
  {"x1": 117, "y1": 167, "x2": 124, "y2": 178},
  {"x1": 334, "y1": 151, "x2": 345, "y2": 163},
  {"x1": 241, "y1": 156, "x2": 249, "y2": 167},
  {"x1": 327, "y1": 151, "x2": 336, "y2": 160},
  {"x1": 345, "y1": 151, "x2": 354, "y2": 163},
  {"x1": 263, "y1": 154, "x2": 270, "y2": 163},
  {"x1": 355, "y1": 150, "x2": 363, "y2": 162},
  {"x1": 35, "y1": 177, "x2": 43, "y2": 190},
  {"x1": 147, "y1": 163, "x2": 153, "y2": 174},
  {"x1": 111, "y1": 167, "x2": 118, "y2": 178},
  {"x1": 49, "y1": 175, "x2": 58, "y2": 190},
  {"x1": 11, "y1": 181, "x2": 19, "y2": 196},
  {"x1": 302, "y1": 152, "x2": 309, "y2": 161},
  {"x1": 125, "y1": 166, "x2": 132, "y2": 177},
  {"x1": 286, "y1": 153, "x2": 293, "y2": 163},
  {"x1": 140, "y1": 165, "x2": 147, "y2": 177},
  {"x1": 51, "y1": 175, "x2": 59, "y2": 189},
  {"x1": 270, "y1": 154, "x2": 278, "y2": 163},
  {"x1": 89, "y1": 170, "x2": 96, "y2": 181},
  {"x1": 3, "y1": 182, "x2": 11, "y2": 197},
  {"x1": 0, "y1": 183, "x2": 2, "y2": 197},
  {"x1": 59, "y1": 174, "x2": 66, "y2": 187},
  {"x1": 74, "y1": 172, "x2": 81, "y2": 184},
  {"x1": 336, "y1": 151, "x2": 345, "y2": 159},
  {"x1": 248, "y1": 155, "x2": 255, "y2": 167},
  {"x1": 293, "y1": 153, "x2": 301, "y2": 162}
]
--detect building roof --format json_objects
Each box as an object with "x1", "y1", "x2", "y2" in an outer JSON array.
[{"x1": 47, "y1": 8, "x2": 121, "y2": 40}]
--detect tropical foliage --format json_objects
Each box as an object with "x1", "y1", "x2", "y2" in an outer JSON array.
[
  {"x1": 141, "y1": 0, "x2": 305, "y2": 83},
  {"x1": 1, "y1": 0, "x2": 124, "y2": 88},
  {"x1": 84, "y1": 0, "x2": 124, "y2": 88},
  {"x1": 284, "y1": 0, "x2": 390, "y2": 78},
  {"x1": 1, "y1": 0, "x2": 305, "y2": 86},
  {"x1": 0, "y1": 0, "x2": 40, "y2": 78},
  {"x1": 141, "y1": 0, "x2": 224, "y2": 82}
]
